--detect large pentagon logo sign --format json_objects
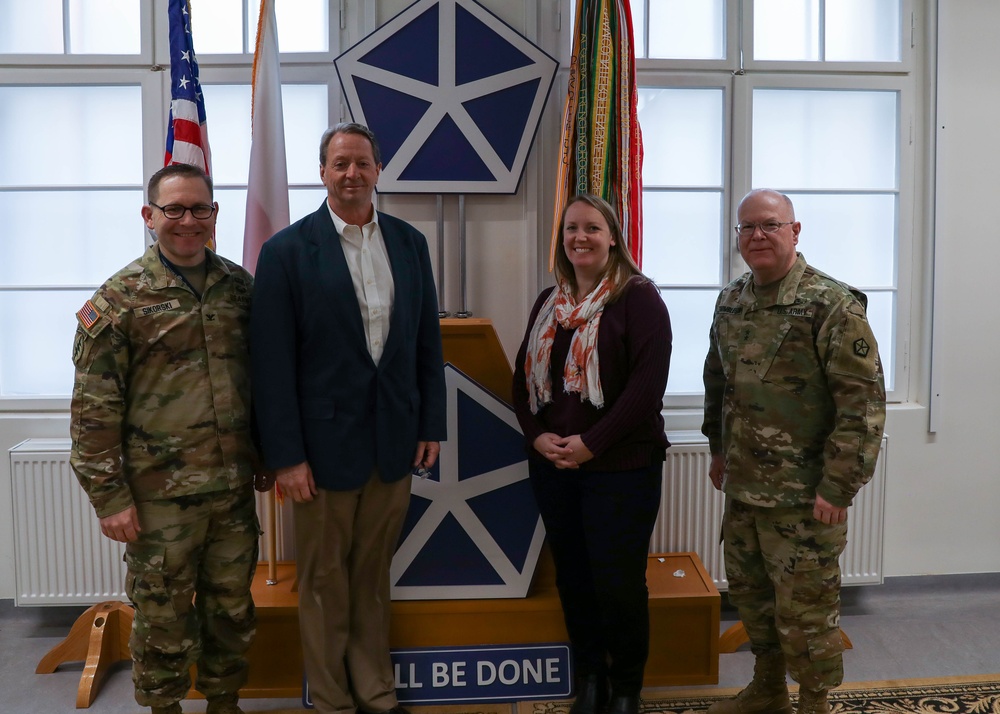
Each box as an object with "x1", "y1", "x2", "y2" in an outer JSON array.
[
  {"x1": 335, "y1": 0, "x2": 558, "y2": 194},
  {"x1": 391, "y1": 364, "x2": 544, "y2": 599}
]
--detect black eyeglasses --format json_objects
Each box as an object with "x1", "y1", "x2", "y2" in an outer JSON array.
[
  {"x1": 150, "y1": 201, "x2": 216, "y2": 220},
  {"x1": 734, "y1": 221, "x2": 794, "y2": 237}
]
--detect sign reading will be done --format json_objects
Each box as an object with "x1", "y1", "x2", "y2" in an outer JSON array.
[
  {"x1": 393, "y1": 644, "x2": 572, "y2": 704},
  {"x1": 303, "y1": 643, "x2": 572, "y2": 708}
]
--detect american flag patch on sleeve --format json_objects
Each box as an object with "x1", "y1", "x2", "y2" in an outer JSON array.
[{"x1": 77, "y1": 300, "x2": 101, "y2": 329}]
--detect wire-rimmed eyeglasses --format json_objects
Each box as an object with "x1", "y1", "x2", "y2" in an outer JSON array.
[
  {"x1": 150, "y1": 201, "x2": 216, "y2": 220},
  {"x1": 734, "y1": 221, "x2": 794, "y2": 237}
]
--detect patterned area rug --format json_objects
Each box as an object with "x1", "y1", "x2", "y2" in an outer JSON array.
[
  {"x1": 513, "y1": 675, "x2": 1000, "y2": 714},
  {"x1": 243, "y1": 677, "x2": 1000, "y2": 713}
]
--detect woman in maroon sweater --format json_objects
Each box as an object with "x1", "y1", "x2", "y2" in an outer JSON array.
[{"x1": 512, "y1": 194, "x2": 671, "y2": 714}]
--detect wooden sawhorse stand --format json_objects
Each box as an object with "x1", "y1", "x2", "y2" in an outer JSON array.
[{"x1": 35, "y1": 601, "x2": 133, "y2": 708}]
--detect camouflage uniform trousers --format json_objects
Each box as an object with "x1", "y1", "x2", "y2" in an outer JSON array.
[
  {"x1": 124, "y1": 486, "x2": 260, "y2": 707},
  {"x1": 723, "y1": 498, "x2": 847, "y2": 691}
]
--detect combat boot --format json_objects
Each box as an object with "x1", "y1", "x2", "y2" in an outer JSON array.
[
  {"x1": 150, "y1": 704, "x2": 182, "y2": 714},
  {"x1": 796, "y1": 688, "x2": 830, "y2": 714},
  {"x1": 707, "y1": 651, "x2": 793, "y2": 714},
  {"x1": 206, "y1": 693, "x2": 245, "y2": 714}
]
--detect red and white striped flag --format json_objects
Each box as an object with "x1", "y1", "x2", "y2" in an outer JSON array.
[
  {"x1": 242, "y1": 0, "x2": 289, "y2": 276},
  {"x1": 164, "y1": 0, "x2": 212, "y2": 173}
]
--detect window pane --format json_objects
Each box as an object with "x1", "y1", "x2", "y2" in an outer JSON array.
[
  {"x1": 752, "y1": 89, "x2": 898, "y2": 190},
  {"x1": 827, "y1": 0, "x2": 901, "y2": 62},
  {"x1": 643, "y1": 191, "x2": 722, "y2": 286},
  {"x1": 196, "y1": 0, "x2": 329, "y2": 54},
  {"x1": 214, "y1": 189, "x2": 250, "y2": 265},
  {"x1": 754, "y1": 0, "x2": 820, "y2": 61},
  {"x1": 202, "y1": 85, "x2": 253, "y2": 184},
  {"x1": 648, "y1": 0, "x2": 725, "y2": 60},
  {"x1": 638, "y1": 87, "x2": 724, "y2": 187},
  {"x1": 0, "y1": 0, "x2": 63, "y2": 53},
  {"x1": 274, "y1": 0, "x2": 329, "y2": 53},
  {"x1": 282, "y1": 85, "x2": 330, "y2": 183},
  {"x1": 660, "y1": 288, "x2": 717, "y2": 395},
  {"x1": 202, "y1": 84, "x2": 328, "y2": 185},
  {"x1": 0, "y1": 289, "x2": 89, "y2": 397},
  {"x1": 195, "y1": 0, "x2": 244, "y2": 54},
  {"x1": 0, "y1": 191, "x2": 142, "y2": 287},
  {"x1": 0, "y1": 86, "x2": 143, "y2": 186},
  {"x1": 863, "y1": 290, "x2": 894, "y2": 390},
  {"x1": 290, "y1": 188, "x2": 327, "y2": 222},
  {"x1": 214, "y1": 187, "x2": 327, "y2": 267},
  {"x1": 68, "y1": 0, "x2": 139, "y2": 54},
  {"x1": 630, "y1": 0, "x2": 646, "y2": 58},
  {"x1": 787, "y1": 193, "x2": 895, "y2": 288}
]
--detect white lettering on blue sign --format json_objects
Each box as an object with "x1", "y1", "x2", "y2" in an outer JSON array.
[{"x1": 306, "y1": 644, "x2": 572, "y2": 708}]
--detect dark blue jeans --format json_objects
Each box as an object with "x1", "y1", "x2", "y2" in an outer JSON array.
[{"x1": 529, "y1": 460, "x2": 663, "y2": 694}]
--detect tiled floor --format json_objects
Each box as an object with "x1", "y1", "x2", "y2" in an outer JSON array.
[{"x1": 4, "y1": 573, "x2": 1000, "y2": 713}]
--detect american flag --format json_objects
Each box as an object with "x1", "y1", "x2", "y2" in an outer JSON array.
[{"x1": 164, "y1": 0, "x2": 212, "y2": 173}]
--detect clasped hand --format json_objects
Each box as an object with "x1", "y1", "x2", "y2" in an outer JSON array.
[{"x1": 533, "y1": 432, "x2": 593, "y2": 469}]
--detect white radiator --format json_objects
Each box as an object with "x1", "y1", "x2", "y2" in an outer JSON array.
[
  {"x1": 9, "y1": 438, "x2": 294, "y2": 607},
  {"x1": 651, "y1": 431, "x2": 888, "y2": 590},
  {"x1": 10, "y1": 438, "x2": 127, "y2": 606},
  {"x1": 9, "y1": 432, "x2": 886, "y2": 605}
]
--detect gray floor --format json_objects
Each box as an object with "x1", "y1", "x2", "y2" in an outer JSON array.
[{"x1": 3, "y1": 573, "x2": 1000, "y2": 713}]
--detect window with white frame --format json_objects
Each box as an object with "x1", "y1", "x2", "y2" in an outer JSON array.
[
  {"x1": 628, "y1": 0, "x2": 914, "y2": 403},
  {"x1": 0, "y1": 0, "x2": 338, "y2": 402}
]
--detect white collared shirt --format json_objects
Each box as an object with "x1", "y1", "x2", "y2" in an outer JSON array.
[{"x1": 328, "y1": 203, "x2": 395, "y2": 364}]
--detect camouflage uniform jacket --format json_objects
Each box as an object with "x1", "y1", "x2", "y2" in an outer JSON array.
[
  {"x1": 702, "y1": 253, "x2": 886, "y2": 509},
  {"x1": 70, "y1": 243, "x2": 255, "y2": 518}
]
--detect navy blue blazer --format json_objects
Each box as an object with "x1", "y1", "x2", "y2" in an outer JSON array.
[{"x1": 249, "y1": 201, "x2": 447, "y2": 491}]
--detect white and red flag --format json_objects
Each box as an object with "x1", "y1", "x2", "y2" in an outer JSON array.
[{"x1": 242, "y1": 0, "x2": 289, "y2": 275}]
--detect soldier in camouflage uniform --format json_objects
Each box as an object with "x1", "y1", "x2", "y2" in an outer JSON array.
[
  {"x1": 69, "y1": 164, "x2": 264, "y2": 714},
  {"x1": 702, "y1": 189, "x2": 886, "y2": 714}
]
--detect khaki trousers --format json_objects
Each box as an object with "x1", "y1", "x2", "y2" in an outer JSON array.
[{"x1": 294, "y1": 472, "x2": 411, "y2": 714}]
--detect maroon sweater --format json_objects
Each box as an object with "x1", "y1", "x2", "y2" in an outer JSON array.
[{"x1": 512, "y1": 278, "x2": 672, "y2": 471}]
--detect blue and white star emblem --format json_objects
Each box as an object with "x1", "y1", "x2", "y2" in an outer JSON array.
[
  {"x1": 391, "y1": 364, "x2": 545, "y2": 600},
  {"x1": 335, "y1": 0, "x2": 558, "y2": 194}
]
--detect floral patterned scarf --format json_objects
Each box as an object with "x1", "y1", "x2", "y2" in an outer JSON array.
[{"x1": 524, "y1": 278, "x2": 612, "y2": 414}]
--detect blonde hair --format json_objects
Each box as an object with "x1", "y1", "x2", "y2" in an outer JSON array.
[{"x1": 553, "y1": 193, "x2": 647, "y2": 303}]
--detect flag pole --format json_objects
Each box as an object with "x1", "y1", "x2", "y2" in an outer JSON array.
[
  {"x1": 455, "y1": 194, "x2": 472, "y2": 318},
  {"x1": 266, "y1": 489, "x2": 278, "y2": 584},
  {"x1": 244, "y1": 0, "x2": 290, "y2": 584},
  {"x1": 437, "y1": 195, "x2": 450, "y2": 318}
]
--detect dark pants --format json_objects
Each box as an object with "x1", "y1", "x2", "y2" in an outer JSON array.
[{"x1": 529, "y1": 460, "x2": 662, "y2": 695}]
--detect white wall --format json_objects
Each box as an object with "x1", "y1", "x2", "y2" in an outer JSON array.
[
  {"x1": 878, "y1": 0, "x2": 1000, "y2": 576},
  {"x1": 2, "y1": 1, "x2": 998, "y2": 602}
]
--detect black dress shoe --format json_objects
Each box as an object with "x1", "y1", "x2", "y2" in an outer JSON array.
[
  {"x1": 358, "y1": 707, "x2": 411, "y2": 714},
  {"x1": 605, "y1": 693, "x2": 640, "y2": 714},
  {"x1": 569, "y1": 674, "x2": 609, "y2": 714}
]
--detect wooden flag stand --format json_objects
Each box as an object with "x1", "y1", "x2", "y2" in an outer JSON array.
[{"x1": 35, "y1": 600, "x2": 134, "y2": 708}]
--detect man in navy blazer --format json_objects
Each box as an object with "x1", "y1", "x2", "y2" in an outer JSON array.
[{"x1": 250, "y1": 123, "x2": 447, "y2": 714}]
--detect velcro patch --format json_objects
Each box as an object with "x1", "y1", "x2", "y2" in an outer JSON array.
[
  {"x1": 76, "y1": 295, "x2": 110, "y2": 338},
  {"x1": 830, "y1": 311, "x2": 879, "y2": 380},
  {"x1": 133, "y1": 299, "x2": 181, "y2": 318},
  {"x1": 77, "y1": 300, "x2": 100, "y2": 329}
]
